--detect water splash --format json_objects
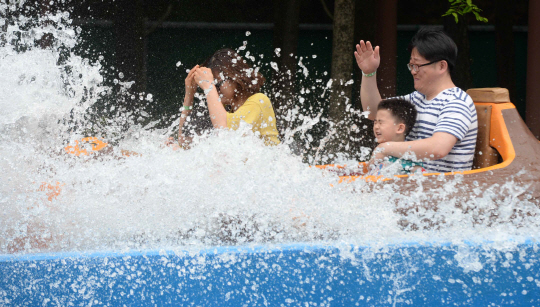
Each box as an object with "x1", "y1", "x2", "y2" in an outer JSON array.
[{"x1": 1, "y1": 6, "x2": 539, "y2": 259}]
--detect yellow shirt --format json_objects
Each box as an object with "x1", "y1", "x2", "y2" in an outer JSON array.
[{"x1": 226, "y1": 93, "x2": 281, "y2": 146}]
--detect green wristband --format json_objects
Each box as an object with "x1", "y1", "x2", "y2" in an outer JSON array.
[
  {"x1": 362, "y1": 70, "x2": 376, "y2": 77},
  {"x1": 183, "y1": 105, "x2": 193, "y2": 111}
]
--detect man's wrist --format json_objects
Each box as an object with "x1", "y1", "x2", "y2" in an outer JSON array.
[
  {"x1": 375, "y1": 142, "x2": 391, "y2": 158},
  {"x1": 382, "y1": 142, "x2": 392, "y2": 154}
]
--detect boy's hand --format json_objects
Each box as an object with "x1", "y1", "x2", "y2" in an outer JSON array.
[{"x1": 354, "y1": 40, "x2": 380, "y2": 74}]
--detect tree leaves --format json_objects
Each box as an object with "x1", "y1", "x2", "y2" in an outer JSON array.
[{"x1": 442, "y1": 0, "x2": 488, "y2": 23}]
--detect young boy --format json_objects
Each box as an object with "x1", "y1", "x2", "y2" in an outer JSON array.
[{"x1": 367, "y1": 99, "x2": 425, "y2": 176}]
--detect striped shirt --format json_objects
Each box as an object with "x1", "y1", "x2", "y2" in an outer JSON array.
[{"x1": 400, "y1": 87, "x2": 478, "y2": 173}]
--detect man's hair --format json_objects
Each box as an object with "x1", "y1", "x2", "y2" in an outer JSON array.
[
  {"x1": 377, "y1": 99, "x2": 417, "y2": 137},
  {"x1": 408, "y1": 27, "x2": 458, "y2": 73},
  {"x1": 202, "y1": 48, "x2": 265, "y2": 96}
]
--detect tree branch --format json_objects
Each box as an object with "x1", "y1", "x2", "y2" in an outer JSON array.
[
  {"x1": 319, "y1": 0, "x2": 333, "y2": 21},
  {"x1": 146, "y1": 3, "x2": 174, "y2": 36}
]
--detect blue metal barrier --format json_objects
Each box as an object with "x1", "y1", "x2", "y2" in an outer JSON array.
[{"x1": 1, "y1": 242, "x2": 539, "y2": 306}]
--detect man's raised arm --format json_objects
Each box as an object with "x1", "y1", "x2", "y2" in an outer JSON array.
[{"x1": 355, "y1": 40, "x2": 382, "y2": 120}]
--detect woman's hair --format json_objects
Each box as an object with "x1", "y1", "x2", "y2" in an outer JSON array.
[
  {"x1": 202, "y1": 48, "x2": 265, "y2": 96},
  {"x1": 408, "y1": 27, "x2": 458, "y2": 73},
  {"x1": 378, "y1": 98, "x2": 417, "y2": 137}
]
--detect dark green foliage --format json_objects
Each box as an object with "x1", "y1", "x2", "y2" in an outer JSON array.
[{"x1": 443, "y1": 0, "x2": 488, "y2": 23}]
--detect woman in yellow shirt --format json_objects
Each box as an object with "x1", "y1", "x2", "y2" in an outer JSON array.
[{"x1": 178, "y1": 48, "x2": 280, "y2": 147}]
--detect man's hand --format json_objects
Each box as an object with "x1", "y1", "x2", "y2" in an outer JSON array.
[
  {"x1": 368, "y1": 142, "x2": 390, "y2": 166},
  {"x1": 368, "y1": 132, "x2": 458, "y2": 166},
  {"x1": 354, "y1": 40, "x2": 380, "y2": 74}
]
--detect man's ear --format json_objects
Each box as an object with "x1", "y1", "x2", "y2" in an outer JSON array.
[{"x1": 439, "y1": 60, "x2": 449, "y2": 73}]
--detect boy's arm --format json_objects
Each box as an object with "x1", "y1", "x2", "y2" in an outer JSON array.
[{"x1": 370, "y1": 132, "x2": 457, "y2": 163}]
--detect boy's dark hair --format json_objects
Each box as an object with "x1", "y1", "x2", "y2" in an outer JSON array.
[
  {"x1": 202, "y1": 48, "x2": 265, "y2": 96},
  {"x1": 377, "y1": 99, "x2": 417, "y2": 137},
  {"x1": 408, "y1": 27, "x2": 458, "y2": 73}
]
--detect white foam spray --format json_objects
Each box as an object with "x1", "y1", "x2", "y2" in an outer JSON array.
[{"x1": 0, "y1": 7, "x2": 539, "y2": 266}]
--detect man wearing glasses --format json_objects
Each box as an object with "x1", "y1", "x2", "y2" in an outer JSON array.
[{"x1": 354, "y1": 27, "x2": 478, "y2": 173}]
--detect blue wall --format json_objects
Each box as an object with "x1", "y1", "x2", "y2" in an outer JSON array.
[{"x1": 1, "y1": 242, "x2": 539, "y2": 305}]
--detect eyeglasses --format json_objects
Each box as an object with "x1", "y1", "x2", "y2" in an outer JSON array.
[{"x1": 407, "y1": 60, "x2": 441, "y2": 72}]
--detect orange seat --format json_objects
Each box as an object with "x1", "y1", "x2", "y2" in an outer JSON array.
[{"x1": 467, "y1": 88, "x2": 510, "y2": 169}]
